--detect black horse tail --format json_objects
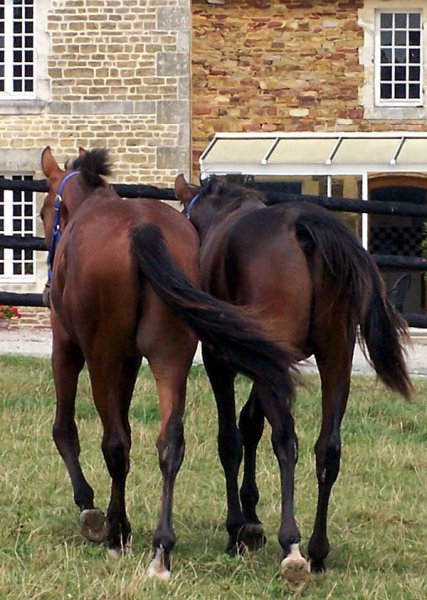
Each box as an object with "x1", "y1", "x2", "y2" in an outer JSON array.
[
  {"x1": 130, "y1": 224, "x2": 296, "y2": 403},
  {"x1": 360, "y1": 274, "x2": 412, "y2": 399},
  {"x1": 293, "y1": 202, "x2": 413, "y2": 400}
]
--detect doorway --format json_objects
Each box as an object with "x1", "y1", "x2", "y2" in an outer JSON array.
[{"x1": 369, "y1": 177, "x2": 426, "y2": 314}]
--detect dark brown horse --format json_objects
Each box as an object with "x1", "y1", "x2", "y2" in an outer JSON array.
[
  {"x1": 175, "y1": 175, "x2": 412, "y2": 591},
  {"x1": 40, "y1": 148, "x2": 297, "y2": 580}
]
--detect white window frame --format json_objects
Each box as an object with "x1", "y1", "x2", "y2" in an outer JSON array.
[
  {"x1": 359, "y1": 1, "x2": 427, "y2": 120},
  {"x1": 0, "y1": 176, "x2": 36, "y2": 283},
  {"x1": 0, "y1": 0, "x2": 49, "y2": 113},
  {"x1": 375, "y1": 9, "x2": 423, "y2": 107},
  {"x1": 0, "y1": 0, "x2": 35, "y2": 100}
]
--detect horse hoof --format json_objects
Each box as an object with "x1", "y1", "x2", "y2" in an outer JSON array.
[
  {"x1": 106, "y1": 545, "x2": 121, "y2": 559},
  {"x1": 80, "y1": 509, "x2": 109, "y2": 543},
  {"x1": 106, "y1": 534, "x2": 133, "y2": 559},
  {"x1": 309, "y1": 558, "x2": 326, "y2": 573},
  {"x1": 281, "y1": 556, "x2": 310, "y2": 593},
  {"x1": 145, "y1": 548, "x2": 171, "y2": 581},
  {"x1": 236, "y1": 523, "x2": 267, "y2": 554}
]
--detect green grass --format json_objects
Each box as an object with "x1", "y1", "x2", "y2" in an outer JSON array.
[{"x1": 0, "y1": 356, "x2": 426, "y2": 599}]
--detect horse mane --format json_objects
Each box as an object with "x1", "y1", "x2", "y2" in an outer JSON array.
[
  {"x1": 201, "y1": 177, "x2": 266, "y2": 209},
  {"x1": 65, "y1": 148, "x2": 113, "y2": 188}
]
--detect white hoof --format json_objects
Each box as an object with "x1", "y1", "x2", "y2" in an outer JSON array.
[
  {"x1": 106, "y1": 546, "x2": 121, "y2": 559},
  {"x1": 145, "y1": 548, "x2": 171, "y2": 581},
  {"x1": 106, "y1": 535, "x2": 133, "y2": 559}
]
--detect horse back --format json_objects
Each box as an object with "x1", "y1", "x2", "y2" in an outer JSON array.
[
  {"x1": 201, "y1": 207, "x2": 314, "y2": 352},
  {"x1": 51, "y1": 192, "x2": 200, "y2": 352}
]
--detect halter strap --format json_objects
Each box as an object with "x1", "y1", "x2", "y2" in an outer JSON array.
[
  {"x1": 186, "y1": 193, "x2": 200, "y2": 220},
  {"x1": 47, "y1": 170, "x2": 80, "y2": 281},
  {"x1": 56, "y1": 169, "x2": 80, "y2": 198}
]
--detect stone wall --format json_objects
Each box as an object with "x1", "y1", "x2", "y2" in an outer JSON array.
[
  {"x1": 0, "y1": 0, "x2": 192, "y2": 323},
  {"x1": 191, "y1": 0, "x2": 427, "y2": 177},
  {"x1": 0, "y1": 0, "x2": 191, "y2": 185},
  {"x1": 44, "y1": 0, "x2": 191, "y2": 183}
]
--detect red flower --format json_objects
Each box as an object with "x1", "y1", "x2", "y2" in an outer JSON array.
[{"x1": 0, "y1": 305, "x2": 22, "y2": 319}]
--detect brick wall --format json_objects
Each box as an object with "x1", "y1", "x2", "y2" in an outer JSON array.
[{"x1": 191, "y1": 0, "x2": 427, "y2": 177}]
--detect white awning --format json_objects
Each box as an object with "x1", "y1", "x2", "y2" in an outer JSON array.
[{"x1": 199, "y1": 132, "x2": 427, "y2": 178}]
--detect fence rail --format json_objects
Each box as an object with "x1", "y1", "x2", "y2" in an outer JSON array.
[
  {"x1": 0, "y1": 178, "x2": 425, "y2": 328},
  {"x1": 0, "y1": 177, "x2": 177, "y2": 201},
  {"x1": 3, "y1": 176, "x2": 427, "y2": 215}
]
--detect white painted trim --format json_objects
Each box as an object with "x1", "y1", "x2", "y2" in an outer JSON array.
[
  {"x1": 0, "y1": 180, "x2": 36, "y2": 283},
  {"x1": 200, "y1": 131, "x2": 427, "y2": 139},
  {"x1": 359, "y1": 0, "x2": 427, "y2": 119},
  {"x1": 0, "y1": 0, "x2": 50, "y2": 105},
  {"x1": 361, "y1": 173, "x2": 369, "y2": 250},
  {"x1": 374, "y1": 9, "x2": 423, "y2": 107}
]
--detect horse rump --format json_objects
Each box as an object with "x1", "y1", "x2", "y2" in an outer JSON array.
[
  {"x1": 291, "y1": 202, "x2": 412, "y2": 399},
  {"x1": 130, "y1": 223, "x2": 297, "y2": 403}
]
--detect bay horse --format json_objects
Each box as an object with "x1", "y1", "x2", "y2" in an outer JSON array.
[
  {"x1": 40, "y1": 147, "x2": 297, "y2": 580},
  {"x1": 175, "y1": 175, "x2": 412, "y2": 592}
]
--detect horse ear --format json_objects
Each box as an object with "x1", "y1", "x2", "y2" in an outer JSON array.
[
  {"x1": 78, "y1": 147, "x2": 87, "y2": 158},
  {"x1": 175, "y1": 174, "x2": 193, "y2": 204},
  {"x1": 41, "y1": 146, "x2": 61, "y2": 178}
]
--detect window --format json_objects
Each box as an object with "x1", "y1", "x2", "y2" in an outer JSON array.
[
  {"x1": 376, "y1": 11, "x2": 423, "y2": 106},
  {"x1": 0, "y1": 175, "x2": 35, "y2": 280},
  {"x1": 0, "y1": 0, "x2": 34, "y2": 97}
]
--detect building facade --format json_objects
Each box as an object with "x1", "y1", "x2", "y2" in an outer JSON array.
[
  {"x1": 0, "y1": 0, "x2": 192, "y2": 325},
  {"x1": 0, "y1": 0, "x2": 425, "y2": 322},
  {"x1": 192, "y1": 0, "x2": 427, "y2": 168},
  {"x1": 192, "y1": 0, "x2": 427, "y2": 314}
]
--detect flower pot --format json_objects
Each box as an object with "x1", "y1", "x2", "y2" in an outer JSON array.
[{"x1": 0, "y1": 318, "x2": 10, "y2": 330}]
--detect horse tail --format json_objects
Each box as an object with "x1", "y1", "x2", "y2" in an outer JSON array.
[
  {"x1": 293, "y1": 202, "x2": 413, "y2": 400},
  {"x1": 360, "y1": 275, "x2": 412, "y2": 399},
  {"x1": 130, "y1": 224, "x2": 296, "y2": 402},
  {"x1": 79, "y1": 148, "x2": 113, "y2": 188}
]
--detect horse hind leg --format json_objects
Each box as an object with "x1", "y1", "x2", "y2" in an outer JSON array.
[
  {"x1": 51, "y1": 337, "x2": 108, "y2": 543},
  {"x1": 104, "y1": 355, "x2": 141, "y2": 556},
  {"x1": 146, "y1": 336, "x2": 197, "y2": 581},
  {"x1": 145, "y1": 355, "x2": 190, "y2": 581},
  {"x1": 102, "y1": 425, "x2": 132, "y2": 558},
  {"x1": 147, "y1": 412, "x2": 185, "y2": 580},
  {"x1": 307, "y1": 347, "x2": 352, "y2": 573},
  {"x1": 256, "y1": 383, "x2": 310, "y2": 593},
  {"x1": 87, "y1": 355, "x2": 138, "y2": 557},
  {"x1": 238, "y1": 388, "x2": 267, "y2": 552},
  {"x1": 202, "y1": 346, "x2": 249, "y2": 556}
]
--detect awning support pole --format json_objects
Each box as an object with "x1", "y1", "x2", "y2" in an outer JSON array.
[
  {"x1": 362, "y1": 172, "x2": 369, "y2": 250},
  {"x1": 327, "y1": 175, "x2": 332, "y2": 197}
]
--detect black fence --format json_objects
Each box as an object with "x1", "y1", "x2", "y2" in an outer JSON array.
[{"x1": 0, "y1": 178, "x2": 426, "y2": 328}]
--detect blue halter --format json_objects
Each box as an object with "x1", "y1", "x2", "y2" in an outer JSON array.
[
  {"x1": 46, "y1": 170, "x2": 80, "y2": 281},
  {"x1": 186, "y1": 193, "x2": 200, "y2": 220}
]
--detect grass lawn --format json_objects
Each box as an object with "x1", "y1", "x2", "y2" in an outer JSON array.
[{"x1": 0, "y1": 355, "x2": 426, "y2": 599}]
